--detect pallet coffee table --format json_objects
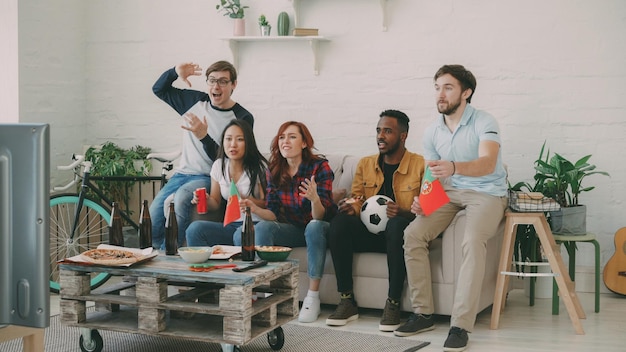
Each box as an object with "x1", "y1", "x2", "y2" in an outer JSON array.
[{"x1": 59, "y1": 255, "x2": 299, "y2": 352}]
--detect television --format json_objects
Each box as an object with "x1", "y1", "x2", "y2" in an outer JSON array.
[{"x1": 0, "y1": 123, "x2": 50, "y2": 329}]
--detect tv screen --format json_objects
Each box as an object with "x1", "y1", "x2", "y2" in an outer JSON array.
[{"x1": 0, "y1": 123, "x2": 50, "y2": 328}]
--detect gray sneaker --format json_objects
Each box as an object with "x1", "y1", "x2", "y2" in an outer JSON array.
[
  {"x1": 443, "y1": 326, "x2": 468, "y2": 351},
  {"x1": 326, "y1": 298, "x2": 359, "y2": 326},
  {"x1": 393, "y1": 313, "x2": 435, "y2": 337},
  {"x1": 379, "y1": 299, "x2": 401, "y2": 332}
]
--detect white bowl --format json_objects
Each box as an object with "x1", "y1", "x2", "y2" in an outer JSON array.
[{"x1": 178, "y1": 246, "x2": 213, "y2": 263}]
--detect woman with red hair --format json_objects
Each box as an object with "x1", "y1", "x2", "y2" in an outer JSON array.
[{"x1": 235, "y1": 121, "x2": 337, "y2": 323}]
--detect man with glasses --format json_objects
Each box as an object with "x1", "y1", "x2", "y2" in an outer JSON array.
[{"x1": 151, "y1": 61, "x2": 254, "y2": 250}]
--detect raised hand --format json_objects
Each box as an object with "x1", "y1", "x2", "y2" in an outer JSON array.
[
  {"x1": 181, "y1": 112, "x2": 208, "y2": 139},
  {"x1": 175, "y1": 62, "x2": 203, "y2": 87},
  {"x1": 298, "y1": 175, "x2": 320, "y2": 202}
]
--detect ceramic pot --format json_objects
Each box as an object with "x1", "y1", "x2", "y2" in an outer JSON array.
[
  {"x1": 233, "y1": 18, "x2": 245, "y2": 36},
  {"x1": 549, "y1": 205, "x2": 587, "y2": 235},
  {"x1": 260, "y1": 25, "x2": 271, "y2": 36}
]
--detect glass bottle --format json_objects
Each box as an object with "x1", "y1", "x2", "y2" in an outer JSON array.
[
  {"x1": 109, "y1": 202, "x2": 124, "y2": 247},
  {"x1": 165, "y1": 203, "x2": 178, "y2": 255},
  {"x1": 138, "y1": 200, "x2": 152, "y2": 249},
  {"x1": 241, "y1": 207, "x2": 255, "y2": 261}
]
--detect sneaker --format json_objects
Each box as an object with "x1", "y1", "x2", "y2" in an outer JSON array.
[
  {"x1": 443, "y1": 326, "x2": 468, "y2": 352},
  {"x1": 379, "y1": 299, "x2": 401, "y2": 332},
  {"x1": 326, "y1": 297, "x2": 359, "y2": 326},
  {"x1": 393, "y1": 313, "x2": 435, "y2": 337},
  {"x1": 298, "y1": 296, "x2": 320, "y2": 323}
]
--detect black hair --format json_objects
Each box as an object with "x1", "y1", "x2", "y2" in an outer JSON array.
[
  {"x1": 216, "y1": 120, "x2": 268, "y2": 196},
  {"x1": 379, "y1": 109, "x2": 410, "y2": 133}
]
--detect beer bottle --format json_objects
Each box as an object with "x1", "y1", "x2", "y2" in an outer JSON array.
[
  {"x1": 109, "y1": 202, "x2": 124, "y2": 247},
  {"x1": 138, "y1": 200, "x2": 152, "y2": 249},
  {"x1": 165, "y1": 202, "x2": 178, "y2": 255},
  {"x1": 241, "y1": 207, "x2": 255, "y2": 261}
]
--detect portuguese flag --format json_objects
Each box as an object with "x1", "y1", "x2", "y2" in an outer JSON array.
[
  {"x1": 223, "y1": 179, "x2": 241, "y2": 226},
  {"x1": 418, "y1": 165, "x2": 450, "y2": 216}
]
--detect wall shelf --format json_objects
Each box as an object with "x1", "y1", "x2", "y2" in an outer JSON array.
[{"x1": 222, "y1": 36, "x2": 330, "y2": 75}]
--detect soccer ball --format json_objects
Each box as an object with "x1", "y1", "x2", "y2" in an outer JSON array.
[{"x1": 360, "y1": 195, "x2": 393, "y2": 234}]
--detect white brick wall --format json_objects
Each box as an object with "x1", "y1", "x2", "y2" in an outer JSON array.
[{"x1": 13, "y1": 0, "x2": 626, "y2": 271}]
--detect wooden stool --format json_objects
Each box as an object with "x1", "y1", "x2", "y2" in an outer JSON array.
[
  {"x1": 551, "y1": 233, "x2": 600, "y2": 314},
  {"x1": 0, "y1": 325, "x2": 45, "y2": 352},
  {"x1": 490, "y1": 212, "x2": 586, "y2": 335}
]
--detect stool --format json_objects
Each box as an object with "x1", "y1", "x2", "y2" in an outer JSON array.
[
  {"x1": 551, "y1": 233, "x2": 600, "y2": 314},
  {"x1": 490, "y1": 212, "x2": 586, "y2": 335},
  {"x1": 0, "y1": 325, "x2": 45, "y2": 352}
]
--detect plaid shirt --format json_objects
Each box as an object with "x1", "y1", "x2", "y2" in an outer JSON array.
[{"x1": 266, "y1": 158, "x2": 337, "y2": 227}]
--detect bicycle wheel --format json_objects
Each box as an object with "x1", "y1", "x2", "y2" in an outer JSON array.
[{"x1": 49, "y1": 194, "x2": 112, "y2": 293}]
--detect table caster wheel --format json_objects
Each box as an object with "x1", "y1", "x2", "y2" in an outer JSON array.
[
  {"x1": 220, "y1": 343, "x2": 241, "y2": 352},
  {"x1": 267, "y1": 326, "x2": 284, "y2": 350},
  {"x1": 79, "y1": 329, "x2": 103, "y2": 352}
]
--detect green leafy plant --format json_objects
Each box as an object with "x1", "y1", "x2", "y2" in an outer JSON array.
[
  {"x1": 258, "y1": 14, "x2": 270, "y2": 27},
  {"x1": 509, "y1": 141, "x2": 610, "y2": 269},
  {"x1": 84, "y1": 142, "x2": 152, "y2": 212},
  {"x1": 216, "y1": 0, "x2": 248, "y2": 19},
  {"x1": 513, "y1": 141, "x2": 609, "y2": 207}
]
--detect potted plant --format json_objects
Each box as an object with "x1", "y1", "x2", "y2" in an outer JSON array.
[
  {"x1": 215, "y1": 0, "x2": 248, "y2": 18},
  {"x1": 216, "y1": 0, "x2": 249, "y2": 36},
  {"x1": 512, "y1": 141, "x2": 609, "y2": 235},
  {"x1": 258, "y1": 14, "x2": 271, "y2": 36},
  {"x1": 84, "y1": 142, "x2": 152, "y2": 214}
]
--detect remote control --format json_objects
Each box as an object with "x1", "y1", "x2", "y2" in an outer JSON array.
[{"x1": 232, "y1": 259, "x2": 268, "y2": 272}]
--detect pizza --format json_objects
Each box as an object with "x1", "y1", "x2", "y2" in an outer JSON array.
[{"x1": 81, "y1": 248, "x2": 140, "y2": 265}]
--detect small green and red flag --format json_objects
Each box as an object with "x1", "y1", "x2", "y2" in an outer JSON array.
[
  {"x1": 418, "y1": 165, "x2": 450, "y2": 216},
  {"x1": 223, "y1": 179, "x2": 241, "y2": 226}
]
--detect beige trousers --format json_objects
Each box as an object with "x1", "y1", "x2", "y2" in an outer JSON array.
[{"x1": 403, "y1": 186, "x2": 507, "y2": 331}]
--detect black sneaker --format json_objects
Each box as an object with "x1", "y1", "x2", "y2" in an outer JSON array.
[
  {"x1": 379, "y1": 298, "x2": 401, "y2": 332},
  {"x1": 443, "y1": 326, "x2": 469, "y2": 352},
  {"x1": 393, "y1": 313, "x2": 435, "y2": 337},
  {"x1": 326, "y1": 297, "x2": 359, "y2": 326}
]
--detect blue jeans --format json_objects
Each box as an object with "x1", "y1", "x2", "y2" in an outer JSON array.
[
  {"x1": 149, "y1": 173, "x2": 211, "y2": 249},
  {"x1": 234, "y1": 220, "x2": 329, "y2": 279},
  {"x1": 186, "y1": 221, "x2": 241, "y2": 246}
]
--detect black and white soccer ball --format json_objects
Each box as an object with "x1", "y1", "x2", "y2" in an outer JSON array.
[{"x1": 360, "y1": 195, "x2": 393, "y2": 234}]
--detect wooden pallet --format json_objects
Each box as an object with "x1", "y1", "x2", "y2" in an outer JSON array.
[{"x1": 59, "y1": 257, "x2": 298, "y2": 346}]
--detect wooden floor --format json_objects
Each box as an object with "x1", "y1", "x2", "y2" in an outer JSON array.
[
  {"x1": 295, "y1": 289, "x2": 626, "y2": 352},
  {"x1": 50, "y1": 288, "x2": 625, "y2": 351}
]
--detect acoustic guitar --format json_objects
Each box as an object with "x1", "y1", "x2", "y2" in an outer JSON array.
[{"x1": 603, "y1": 227, "x2": 626, "y2": 296}]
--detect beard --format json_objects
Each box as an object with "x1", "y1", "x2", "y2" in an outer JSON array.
[
  {"x1": 380, "y1": 139, "x2": 401, "y2": 156},
  {"x1": 437, "y1": 99, "x2": 462, "y2": 116}
]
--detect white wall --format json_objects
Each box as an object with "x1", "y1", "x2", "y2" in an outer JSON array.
[
  {"x1": 0, "y1": 0, "x2": 18, "y2": 122},
  {"x1": 17, "y1": 0, "x2": 626, "y2": 268}
]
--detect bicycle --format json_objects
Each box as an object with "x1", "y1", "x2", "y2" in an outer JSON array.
[{"x1": 49, "y1": 151, "x2": 180, "y2": 293}]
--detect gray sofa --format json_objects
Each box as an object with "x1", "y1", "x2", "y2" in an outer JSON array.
[
  {"x1": 290, "y1": 154, "x2": 506, "y2": 315},
  {"x1": 193, "y1": 153, "x2": 505, "y2": 316}
]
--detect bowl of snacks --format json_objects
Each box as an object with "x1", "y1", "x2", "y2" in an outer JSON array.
[
  {"x1": 255, "y1": 246, "x2": 292, "y2": 262},
  {"x1": 178, "y1": 246, "x2": 213, "y2": 263}
]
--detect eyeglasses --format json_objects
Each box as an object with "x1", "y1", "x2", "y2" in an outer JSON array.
[{"x1": 206, "y1": 78, "x2": 231, "y2": 87}]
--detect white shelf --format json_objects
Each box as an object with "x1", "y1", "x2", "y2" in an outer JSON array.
[{"x1": 222, "y1": 36, "x2": 330, "y2": 75}]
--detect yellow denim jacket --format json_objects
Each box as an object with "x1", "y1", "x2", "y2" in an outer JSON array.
[{"x1": 350, "y1": 150, "x2": 425, "y2": 215}]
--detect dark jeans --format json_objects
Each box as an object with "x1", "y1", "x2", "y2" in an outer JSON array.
[{"x1": 328, "y1": 212, "x2": 410, "y2": 301}]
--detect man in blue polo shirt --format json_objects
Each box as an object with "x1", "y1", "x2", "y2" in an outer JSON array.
[{"x1": 395, "y1": 65, "x2": 507, "y2": 352}]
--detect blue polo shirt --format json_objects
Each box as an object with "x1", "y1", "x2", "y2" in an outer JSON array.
[{"x1": 423, "y1": 104, "x2": 507, "y2": 197}]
